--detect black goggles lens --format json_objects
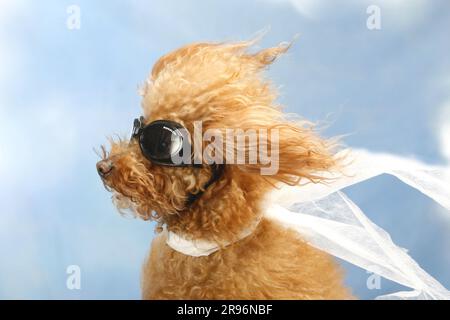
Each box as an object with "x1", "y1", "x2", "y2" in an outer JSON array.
[{"x1": 131, "y1": 117, "x2": 189, "y2": 166}]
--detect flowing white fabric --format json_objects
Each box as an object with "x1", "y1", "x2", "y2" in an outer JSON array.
[
  {"x1": 264, "y1": 149, "x2": 450, "y2": 300},
  {"x1": 166, "y1": 149, "x2": 450, "y2": 299}
]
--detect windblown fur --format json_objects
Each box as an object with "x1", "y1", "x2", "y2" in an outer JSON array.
[{"x1": 98, "y1": 39, "x2": 353, "y2": 299}]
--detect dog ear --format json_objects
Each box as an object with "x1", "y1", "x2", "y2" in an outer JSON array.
[
  {"x1": 227, "y1": 119, "x2": 340, "y2": 185},
  {"x1": 191, "y1": 41, "x2": 340, "y2": 185}
]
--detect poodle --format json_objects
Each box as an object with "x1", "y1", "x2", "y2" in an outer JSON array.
[{"x1": 97, "y1": 40, "x2": 353, "y2": 299}]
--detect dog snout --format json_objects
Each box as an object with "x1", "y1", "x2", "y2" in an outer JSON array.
[{"x1": 97, "y1": 159, "x2": 114, "y2": 178}]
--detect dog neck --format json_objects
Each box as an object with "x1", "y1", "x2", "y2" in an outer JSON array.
[{"x1": 163, "y1": 173, "x2": 269, "y2": 244}]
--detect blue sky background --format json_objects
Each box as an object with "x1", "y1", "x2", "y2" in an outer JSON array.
[{"x1": 0, "y1": 0, "x2": 449, "y2": 299}]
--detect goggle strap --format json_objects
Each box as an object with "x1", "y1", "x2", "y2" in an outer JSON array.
[
  {"x1": 185, "y1": 164, "x2": 225, "y2": 206},
  {"x1": 131, "y1": 116, "x2": 145, "y2": 140}
]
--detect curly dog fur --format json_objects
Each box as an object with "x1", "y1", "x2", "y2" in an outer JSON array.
[{"x1": 98, "y1": 40, "x2": 353, "y2": 299}]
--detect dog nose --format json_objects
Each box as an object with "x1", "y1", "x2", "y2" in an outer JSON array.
[{"x1": 97, "y1": 160, "x2": 113, "y2": 178}]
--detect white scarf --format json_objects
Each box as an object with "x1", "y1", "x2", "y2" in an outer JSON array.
[{"x1": 166, "y1": 149, "x2": 450, "y2": 300}]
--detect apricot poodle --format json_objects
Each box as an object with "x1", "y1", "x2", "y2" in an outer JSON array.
[{"x1": 97, "y1": 40, "x2": 353, "y2": 299}]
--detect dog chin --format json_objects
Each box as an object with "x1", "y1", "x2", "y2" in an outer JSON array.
[{"x1": 111, "y1": 192, "x2": 140, "y2": 217}]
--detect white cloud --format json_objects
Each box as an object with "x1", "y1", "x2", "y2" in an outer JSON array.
[
  {"x1": 0, "y1": 0, "x2": 26, "y2": 179},
  {"x1": 277, "y1": 0, "x2": 325, "y2": 18},
  {"x1": 439, "y1": 102, "x2": 450, "y2": 163},
  {"x1": 259, "y1": 0, "x2": 327, "y2": 18},
  {"x1": 0, "y1": 0, "x2": 27, "y2": 87},
  {"x1": 0, "y1": 0, "x2": 25, "y2": 20},
  {"x1": 260, "y1": 0, "x2": 429, "y2": 28},
  {"x1": 376, "y1": 0, "x2": 428, "y2": 29}
]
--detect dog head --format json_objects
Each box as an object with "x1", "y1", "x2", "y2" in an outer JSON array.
[{"x1": 97, "y1": 40, "x2": 338, "y2": 235}]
